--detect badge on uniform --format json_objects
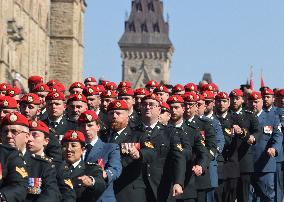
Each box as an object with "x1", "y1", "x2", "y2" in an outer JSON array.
[
  {"x1": 120, "y1": 143, "x2": 141, "y2": 154},
  {"x1": 16, "y1": 166, "x2": 28, "y2": 178},
  {"x1": 176, "y1": 144, "x2": 183, "y2": 152},
  {"x1": 144, "y1": 141, "x2": 154, "y2": 149},
  {"x1": 225, "y1": 128, "x2": 233, "y2": 136},
  {"x1": 200, "y1": 131, "x2": 206, "y2": 140},
  {"x1": 263, "y1": 126, "x2": 273, "y2": 134},
  {"x1": 97, "y1": 159, "x2": 105, "y2": 170},
  {"x1": 64, "y1": 179, "x2": 73, "y2": 189},
  {"x1": 28, "y1": 178, "x2": 42, "y2": 194}
]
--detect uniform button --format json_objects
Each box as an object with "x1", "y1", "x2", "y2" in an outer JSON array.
[
  {"x1": 148, "y1": 174, "x2": 151, "y2": 177},
  {"x1": 147, "y1": 164, "x2": 150, "y2": 167}
]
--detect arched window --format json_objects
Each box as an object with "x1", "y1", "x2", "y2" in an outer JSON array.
[{"x1": 141, "y1": 23, "x2": 148, "y2": 32}]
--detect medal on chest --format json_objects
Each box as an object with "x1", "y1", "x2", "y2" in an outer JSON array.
[{"x1": 28, "y1": 177, "x2": 42, "y2": 194}]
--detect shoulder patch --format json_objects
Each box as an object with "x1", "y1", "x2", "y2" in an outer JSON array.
[
  {"x1": 16, "y1": 166, "x2": 28, "y2": 178},
  {"x1": 144, "y1": 141, "x2": 154, "y2": 149},
  {"x1": 176, "y1": 144, "x2": 183, "y2": 152},
  {"x1": 64, "y1": 179, "x2": 73, "y2": 189}
]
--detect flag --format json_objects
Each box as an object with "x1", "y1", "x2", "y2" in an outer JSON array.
[
  {"x1": 249, "y1": 66, "x2": 254, "y2": 90},
  {"x1": 260, "y1": 69, "x2": 265, "y2": 88}
]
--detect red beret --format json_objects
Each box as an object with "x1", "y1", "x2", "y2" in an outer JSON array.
[
  {"x1": 197, "y1": 94, "x2": 204, "y2": 101},
  {"x1": 78, "y1": 110, "x2": 98, "y2": 124},
  {"x1": 0, "y1": 83, "x2": 11, "y2": 91},
  {"x1": 145, "y1": 80, "x2": 159, "y2": 88},
  {"x1": 154, "y1": 85, "x2": 169, "y2": 93},
  {"x1": 107, "y1": 100, "x2": 129, "y2": 111},
  {"x1": 201, "y1": 83, "x2": 218, "y2": 92},
  {"x1": 95, "y1": 85, "x2": 105, "y2": 93},
  {"x1": 6, "y1": 87, "x2": 21, "y2": 97},
  {"x1": 83, "y1": 86, "x2": 100, "y2": 96},
  {"x1": 215, "y1": 92, "x2": 229, "y2": 100},
  {"x1": 183, "y1": 92, "x2": 198, "y2": 102},
  {"x1": 62, "y1": 130, "x2": 85, "y2": 145},
  {"x1": 141, "y1": 93, "x2": 161, "y2": 104},
  {"x1": 47, "y1": 80, "x2": 60, "y2": 87},
  {"x1": 105, "y1": 82, "x2": 117, "y2": 90},
  {"x1": 261, "y1": 88, "x2": 274, "y2": 96},
  {"x1": 84, "y1": 77, "x2": 97, "y2": 83},
  {"x1": 20, "y1": 93, "x2": 41, "y2": 105},
  {"x1": 172, "y1": 84, "x2": 185, "y2": 94},
  {"x1": 45, "y1": 91, "x2": 66, "y2": 101},
  {"x1": 69, "y1": 82, "x2": 85, "y2": 92},
  {"x1": 184, "y1": 83, "x2": 198, "y2": 92},
  {"x1": 230, "y1": 89, "x2": 244, "y2": 97},
  {"x1": 32, "y1": 84, "x2": 50, "y2": 93},
  {"x1": 67, "y1": 93, "x2": 87, "y2": 103},
  {"x1": 100, "y1": 80, "x2": 109, "y2": 86},
  {"x1": 118, "y1": 81, "x2": 132, "y2": 89},
  {"x1": 28, "y1": 76, "x2": 43, "y2": 85},
  {"x1": 202, "y1": 91, "x2": 215, "y2": 100},
  {"x1": 161, "y1": 102, "x2": 170, "y2": 111},
  {"x1": 118, "y1": 87, "x2": 134, "y2": 96},
  {"x1": 249, "y1": 91, "x2": 262, "y2": 100},
  {"x1": 100, "y1": 90, "x2": 117, "y2": 99},
  {"x1": 29, "y1": 120, "x2": 49, "y2": 134},
  {"x1": 1, "y1": 112, "x2": 29, "y2": 127},
  {"x1": 276, "y1": 89, "x2": 284, "y2": 97},
  {"x1": 134, "y1": 88, "x2": 149, "y2": 96},
  {"x1": 0, "y1": 96, "x2": 18, "y2": 109},
  {"x1": 50, "y1": 83, "x2": 65, "y2": 93},
  {"x1": 167, "y1": 95, "x2": 184, "y2": 104}
]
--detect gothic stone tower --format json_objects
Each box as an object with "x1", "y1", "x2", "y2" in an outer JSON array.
[
  {"x1": 118, "y1": 0, "x2": 174, "y2": 89},
  {"x1": 49, "y1": 0, "x2": 86, "y2": 88}
]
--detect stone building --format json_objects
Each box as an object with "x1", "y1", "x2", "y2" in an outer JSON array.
[
  {"x1": 0, "y1": 0, "x2": 85, "y2": 90},
  {"x1": 118, "y1": 0, "x2": 174, "y2": 89}
]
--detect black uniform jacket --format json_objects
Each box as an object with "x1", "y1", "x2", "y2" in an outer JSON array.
[
  {"x1": 0, "y1": 144, "x2": 28, "y2": 202},
  {"x1": 70, "y1": 160, "x2": 106, "y2": 202}
]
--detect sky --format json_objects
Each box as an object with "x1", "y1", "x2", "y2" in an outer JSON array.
[{"x1": 84, "y1": 0, "x2": 284, "y2": 92}]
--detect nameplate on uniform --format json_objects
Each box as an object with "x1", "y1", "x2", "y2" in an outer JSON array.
[
  {"x1": 120, "y1": 143, "x2": 140, "y2": 154},
  {"x1": 28, "y1": 177, "x2": 42, "y2": 194},
  {"x1": 263, "y1": 126, "x2": 273, "y2": 134}
]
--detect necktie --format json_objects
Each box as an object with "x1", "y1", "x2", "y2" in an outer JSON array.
[{"x1": 84, "y1": 144, "x2": 93, "y2": 161}]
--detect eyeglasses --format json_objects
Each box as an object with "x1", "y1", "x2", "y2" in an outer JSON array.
[
  {"x1": 141, "y1": 102, "x2": 159, "y2": 108},
  {"x1": 4, "y1": 129, "x2": 28, "y2": 137}
]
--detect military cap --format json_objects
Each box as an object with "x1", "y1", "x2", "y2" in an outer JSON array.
[
  {"x1": 215, "y1": 92, "x2": 229, "y2": 100},
  {"x1": 100, "y1": 80, "x2": 109, "y2": 86},
  {"x1": 184, "y1": 83, "x2": 198, "y2": 92},
  {"x1": 1, "y1": 112, "x2": 29, "y2": 127},
  {"x1": 249, "y1": 91, "x2": 262, "y2": 100},
  {"x1": 100, "y1": 90, "x2": 117, "y2": 98},
  {"x1": 62, "y1": 130, "x2": 86, "y2": 145},
  {"x1": 276, "y1": 89, "x2": 284, "y2": 97},
  {"x1": 84, "y1": 77, "x2": 97, "y2": 83},
  {"x1": 83, "y1": 86, "x2": 100, "y2": 96},
  {"x1": 0, "y1": 96, "x2": 18, "y2": 109},
  {"x1": 29, "y1": 120, "x2": 49, "y2": 134},
  {"x1": 32, "y1": 84, "x2": 50, "y2": 93},
  {"x1": 197, "y1": 94, "x2": 204, "y2": 101},
  {"x1": 118, "y1": 87, "x2": 134, "y2": 96},
  {"x1": 50, "y1": 83, "x2": 65, "y2": 93},
  {"x1": 141, "y1": 93, "x2": 161, "y2": 104},
  {"x1": 95, "y1": 85, "x2": 105, "y2": 93},
  {"x1": 145, "y1": 80, "x2": 159, "y2": 88},
  {"x1": 45, "y1": 91, "x2": 66, "y2": 101},
  {"x1": 154, "y1": 85, "x2": 169, "y2": 93},
  {"x1": 201, "y1": 83, "x2": 218, "y2": 92},
  {"x1": 46, "y1": 80, "x2": 60, "y2": 87},
  {"x1": 183, "y1": 92, "x2": 198, "y2": 102},
  {"x1": 0, "y1": 83, "x2": 11, "y2": 91},
  {"x1": 229, "y1": 89, "x2": 243, "y2": 97},
  {"x1": 172, "y1": 84, "x2": 185, "y2": 94},
  {"x1": 28, "y1": 76, "x2": 43, "y2": 85},
  {"x1": 69, "y1": 82, "x2": 85, "y2": 92},
  {"x1": 67, "y1": 93, "x2": 87, "y2": 103},
  {"x1": 78, "y1": 110, "x2": 98, "y2": 124},
  {"x1": 161, "y1": 102, "x2": 170, "y2": 112},
  {"x1": 20, "y1": 93, "x2": 41, "y2": 105},
  {"x1": 134, "y1": 88, "x2": 149, "y2": 96},
  {"x1": 167, "y1": 95, "x2": 184, "y2": 104},
  {"x1": 118, "y1": 81, "x2": 132, "y2": 89},
  {"x1": 261, "y1": 88, "x2": 274, "y2": 96},
  {"x1": 107, "y1": 100, "x2": 129, "y2": 111},
  {"x1": 202, "y1": 91, "x2": 215, "y2": 100},
  {"x1": 6, "y1": 87, "x2": 21, "y2": 97},
  {"x1": 105, "y1": 82, "x2": 117, "y2": 90}
]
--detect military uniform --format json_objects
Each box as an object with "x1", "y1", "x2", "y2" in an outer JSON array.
[
  {"x1": 0, "y1": 144, "x2": 28, "y2": 202},
  {"x1": 129, "y1": 109, "x2": 142, "y2": 128},
  {"x1": 70, "y1": 161, "x2": 106, "y2": 202},
  {"x1": 23, "y1": 151, "x2": 61, "y2": 202}
]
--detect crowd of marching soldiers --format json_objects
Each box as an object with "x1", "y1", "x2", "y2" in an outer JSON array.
[{"x1": 0, "y1": 75, "x2": 283, "y2": 202}]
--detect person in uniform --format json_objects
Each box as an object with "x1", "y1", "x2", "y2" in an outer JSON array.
[
  {"x1": 145, "y1": 80, "x2": 159, "y2": 93},
  {"x1": 5, "y1": 86, "x2": 21, "y2": 103},
  {"x1": 78, "y1": 110, "x2": 122, "y2": 202},
  {"x1": 1, "y1": 112, "x2": 61, "y2": 202},
  {"x1": 154, "y1": 85, "x2": 170, "y2": 102},
  {"x1": 172, "y1": 84, "x2": 186, "y2": 96},
  {"x1": 158, "y1": 102, "x2": 171, "y2": 125},
  {"x1": 84, "y1": 77, "x2": 97, "y2": 87},
  {"x1": 229, "y1": 89, "x2": 260, "y2": 202},
  {"x1": 61, "y1": 130, "x2": 106, "y2": 202},
  {"x1": 66, "y1": 93, "x2": 88, "y2": 124},
  {"x1": 118, "y1": 87, "x2": 141, "y2": 128},
  {"x1": 28, "y1": 76, "x2": 43, "y2": 92},
  {"x1": 69, "y1": 82, "x2": 85, "y2": 95},
  {"x1": 248, "y1": 91, "x2": 283, "y2": 202},
  {"x1": 82, "y1": 86, "x2": 101, "y2": 113},
  {"x1": 167, "y1": 94, "x2": 210, "y2": 202},
  {"x1": 134, "y1": 88, "x2": 149, "y2": 115},
  {"x1": 99, "y1": 90, "x2": 117, "y2": 129},
  {"x1": 0, "y1": 96, "x2": 18, "y2": 121},
  {"x1": 0, "y1": 83, "x2": 11, "y2": 96},
  {"x1": 19, "y1": 93, "x2": 42, "y2": 121}
]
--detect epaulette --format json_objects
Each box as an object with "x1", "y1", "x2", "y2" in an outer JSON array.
[
  {"x1": 31, "y1": 154, "x2": 53, "y2": 163},
  {"x1": 244, "y1": 110, "x2": 253, "y2": 114}
]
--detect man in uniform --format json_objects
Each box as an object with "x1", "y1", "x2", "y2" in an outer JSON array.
[
  {"x1": 19, "y1": 93, "x2": 42, "y2": 121},
  {"x1": 158, "y1": 102, "x2": 171, "y2": 125},
  {"x1": 69, "y1": 82, "x2": 85, "y2": 95},
  {"x1": 154, "y1": 85, "x2": 170, "y2": 102},
  {"x1": 0, "y1": 96, "x2": 18, "y2": 121},
  {"x1": 0, "y1": 83, "x2": 11, "y2": 96},
  {"x1": 28, "y1": 76, "x2": 43, "y2": 92},
  {"x1": 1, "y1": 112, "x2": 61, "y2": 202},
  {"x1": 145, "y1": 80, "x2": 159, "y2": 93},
  {"x1": 83, "y1": 86, "x2": 101, "y2": 113},
  {"x1": 84, "y1": 77, "x2": 97, "y2": 86},
  {"x1": 134, "y1": 88, "x2": 149, "y2": 115},
  {"x1": 62, "y1": 130, "x2": 106, "y2": 202},
  {"x1": 99, "y1": 90, "x2": 117, "y2": 128},
  {"x1": 31, "y1": 83, "x2": 51, "y2": 120},
  {"x1": 66, "y1": 93, "x2": 88, "y2": 124}
]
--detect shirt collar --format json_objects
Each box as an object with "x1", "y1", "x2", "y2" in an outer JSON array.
[
  {"x1": 72, "y1": 159, "x2": 81, "y2": 168},
  {"x1": 143, "y1": 122, "x2": 158, "y2": 130},
  {"x1": 87, "y1": 136, "x2": 98, "y2": 146},
  {"x1": 116, "y1": 127, "x2": 126, "y2": 135},
  {"x1": 206, "y1": 111, "x2": 214, "y2": 119},
  {"x1": 48, "y1": 115, "x2": 63, "y2": 124},
  {"x1": 257, "y1": 109, "x2": 263, "y2": 117},
  {"x1": 186, "y1": 116, "x2": 195, "y2": 123}
]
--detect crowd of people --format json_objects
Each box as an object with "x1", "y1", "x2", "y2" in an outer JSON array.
[{"x1": 0, "y1": 75, "x2": 283, "y2": 202}]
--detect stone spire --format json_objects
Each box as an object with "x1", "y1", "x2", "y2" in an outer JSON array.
[{"x1": 119, "y1": 0, "x2": 174, "y2": 88}]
